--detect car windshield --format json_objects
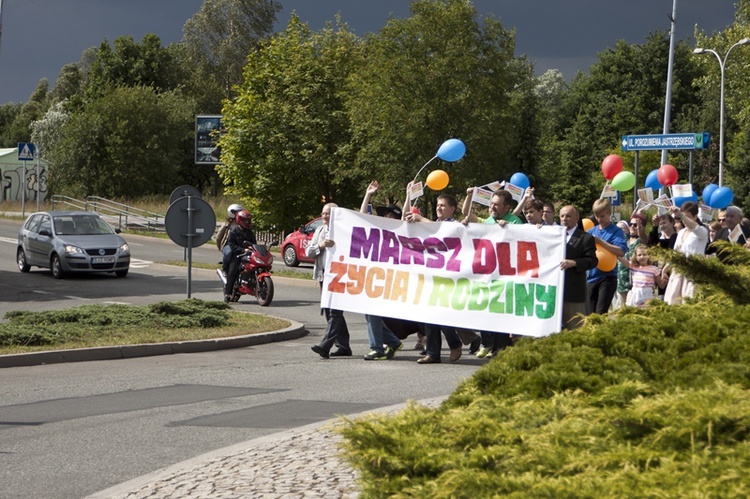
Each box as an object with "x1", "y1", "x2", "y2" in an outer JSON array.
[{"x1": 54, "y1": 215, "x2": 114, "y2": 235}]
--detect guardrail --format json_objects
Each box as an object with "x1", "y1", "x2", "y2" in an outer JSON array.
[{"x1": 49, "y1": 195, "x2": 286, "y2": 242}]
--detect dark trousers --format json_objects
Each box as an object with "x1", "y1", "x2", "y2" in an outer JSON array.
[
  {"x1": 480, "y1": 331, "x2": 513, "y2": 351},
  {"x1": 317, "y1": 308, "x2": 350, "y2": 353},
  {"x1": 224, "y1": 255, "x2": 241, "y2": 296},
  {"x1": 316, "y1": 281, "x2": 350, "y2": 352},
  {"x1": 588, "y1": 275, "x2": 618, "y2": 315},
  {"x1": 424, "y1": 324, "x2": 461, "y2": 359}
]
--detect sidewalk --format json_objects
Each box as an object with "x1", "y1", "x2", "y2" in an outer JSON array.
[{"x1": 87, "y1": 397, "x2": 445, "y2": 498}]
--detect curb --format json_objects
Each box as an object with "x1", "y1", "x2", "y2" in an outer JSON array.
[{"x1": 0, "y1": 318, "x2": 307, "y2": 369}]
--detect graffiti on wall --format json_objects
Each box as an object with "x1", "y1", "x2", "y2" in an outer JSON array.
[{"x1": 1, "y1": 165, "x2": 49, "y2": 203}]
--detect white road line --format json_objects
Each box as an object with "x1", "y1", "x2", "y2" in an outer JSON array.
[
  {"x1": 0, "y1": 236, "x2": 17, "y2": 244},
  {"x1": 130, "y1": 258, "x2": 153, "y2": 268}
]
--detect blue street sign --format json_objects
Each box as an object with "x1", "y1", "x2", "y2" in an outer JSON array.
[
  {"x1": 18, "y1": 142, "x2": 35, "y2": 160},
  {"x1": 621, "y1": 133, "x2": 709, "y2": 151}
]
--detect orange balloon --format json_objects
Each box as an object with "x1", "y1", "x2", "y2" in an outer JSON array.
[
  {"x1": 595, "y1": 244, "x2": 617, "y2": 272},
  {"x1": 582, "y1": 218, "x2": 594, "y2": 232},
  {"x1": 426, "y1": 169, "x2": 449, "y2": 190}
]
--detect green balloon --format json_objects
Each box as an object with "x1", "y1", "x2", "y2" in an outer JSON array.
[{"x1": 611, "y1": 171, "x2": 635, "y2": 191}]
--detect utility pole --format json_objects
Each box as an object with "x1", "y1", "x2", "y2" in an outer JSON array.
[{"x1": 661, "y1": 0, "x2": 678, "y2": 168}]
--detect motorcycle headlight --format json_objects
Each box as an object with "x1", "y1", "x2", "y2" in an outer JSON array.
[
  {"x1": 64, "y1": 244, "x2": 84, "y2": 255},
  {"x1": 119, "y1": 243, "x2": 130, "y2": 254},
  {"x1": 268, "y1": 255, "x2": 274, "y2": 265},
  {"x1": 252, "y1": 255, "x2": 265, "y2": 265}
]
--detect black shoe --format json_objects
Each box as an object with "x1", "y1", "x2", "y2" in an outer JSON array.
[
  {"x1": 468, "y1": 337, "x2": 481, "y2": 355},
  {"x1": 330, "y1": 348, "x2": 352, "y2": 357},
  {"x1": 311, "y1": 345, "x2": 329, "y2": 359}
]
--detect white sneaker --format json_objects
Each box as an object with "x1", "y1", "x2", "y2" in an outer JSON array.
[{"x1": 475, "y1": 346, "x2": 491, "y2": 358}]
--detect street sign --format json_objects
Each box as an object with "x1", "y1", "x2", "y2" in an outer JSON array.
[
  {"x1": 621, "y1": 133, "x2": 709, "y2": 151},
  {"x1": 17, "y1": 142, "x2": 35, "y2": 160}
]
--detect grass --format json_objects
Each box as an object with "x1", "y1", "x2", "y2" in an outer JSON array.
[{"x1": 0, "y1": 299, "x2": 290, "y2": 355}]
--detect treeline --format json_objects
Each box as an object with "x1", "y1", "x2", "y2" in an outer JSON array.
[{"x1": 1, "y1": 0, "x2": 749, "y2": 231}]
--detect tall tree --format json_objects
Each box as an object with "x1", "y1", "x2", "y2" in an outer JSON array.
[
  {"x1": 50, "y1": 86, "x2": 195, "y2": 198},
  {"x1": 219, "y1": 15, "x2": 364, "y2": 229},
  {"x1": 345, "y1": 0, "x2": 523, "y2": 210},
  {"x1": 543, "y1": 33, "x2": 702, "y2": 211},
  {"x1": 181, "y1": 0, "x2": 281, "y2": 111},
  {"x1": 2, "y1": 79, "x2": 49, "y2": 146}
]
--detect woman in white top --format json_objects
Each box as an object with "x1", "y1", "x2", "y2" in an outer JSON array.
[{"x1": 662, "y1": 202, "x2": 708, "y2": 305}]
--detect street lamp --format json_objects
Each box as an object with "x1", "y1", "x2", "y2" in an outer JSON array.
[{"x1": 693, "y1": 38, "x2": 750, "y2": 187}]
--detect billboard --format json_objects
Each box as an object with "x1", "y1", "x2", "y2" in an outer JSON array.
[{"x1": 195, "y1": 115, "x2": 224, "y2": 164}]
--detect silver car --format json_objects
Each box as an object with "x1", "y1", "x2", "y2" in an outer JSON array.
[{"x1": 17, "y1": 211, "x2": 131, "y2": 278}]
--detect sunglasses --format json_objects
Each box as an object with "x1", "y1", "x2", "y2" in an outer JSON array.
[
  {"x1": 719, "y1": 218, "x2": 726, "y2": 222},
  {"x1": 629, "y1": 222, "x2": 639, "y2": 227}
]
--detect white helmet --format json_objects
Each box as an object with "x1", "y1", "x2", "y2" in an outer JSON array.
[{"x1": 227, "y1": 203, "x2": 245, "y2": 218}]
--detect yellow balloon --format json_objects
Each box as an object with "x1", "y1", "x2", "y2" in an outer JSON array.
[
  {"x1": 595, "y1": 244, "x2": 617, "y2": 272},
  {"x1": 426, "y1": 169, "x2": 449, "y2": 190},
  {"x1": 582, "y1": 218, "x2": 594, "y2": 232}
]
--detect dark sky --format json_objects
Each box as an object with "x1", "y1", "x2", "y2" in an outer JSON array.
[{"x1": 0, "y1": 0, "x2": 738, "y2": 105}]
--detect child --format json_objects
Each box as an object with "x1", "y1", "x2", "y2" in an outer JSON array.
[{"x1": 618, "y1": 245, "x2": 666, "y2": 308}]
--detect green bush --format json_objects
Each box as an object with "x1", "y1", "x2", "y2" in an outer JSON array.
[
  {"x1": 339, "y1": 246, "x2": 750, "y2": 497},
  {"x1": 0, "y1": 300, "x2": 231, "y2": 347}
]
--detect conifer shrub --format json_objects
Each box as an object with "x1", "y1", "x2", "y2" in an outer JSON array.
[
  {"x1": 0, "y1": 300, "x2": 231, "y2": 347},
  {"x1": 339, "y1": 245, "x2": 750, "y2": 497}
]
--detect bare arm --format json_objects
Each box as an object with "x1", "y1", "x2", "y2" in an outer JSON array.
[
  {"x1": 461, "y1": 187, "x2": 478, "y2": 224},
  {"x1": 360, "y1": 181, "x2": 379, "y2": 214}
]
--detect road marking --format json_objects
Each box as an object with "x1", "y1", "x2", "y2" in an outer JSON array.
[
  {"x1": 130, "y1": 258, "x2": 152, "y2": 268},
  {"x1": 0, "y1": 236, "x2": 17, "y2": 244},
  {"x1": 31, "y1": 290, "x2": 54, "y2": 295}
]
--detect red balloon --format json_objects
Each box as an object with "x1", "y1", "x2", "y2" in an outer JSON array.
[
  {"x1": 601, "y1": 154, "x2": 623, "y2": 180},
  {"x1": 657, "y1": 164, "x2": 678, "y2": 187}
]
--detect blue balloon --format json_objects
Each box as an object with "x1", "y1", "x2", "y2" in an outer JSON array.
[
  {"x1": 702, "y1": 183, "x2": 719, "y2": 205},
  {"x1": 645, "y1": 169, "x2": 662, "y2": 191},
  {"x1": 710, "y1": 186, "x2": 734, "y2": 209},
  {"x1": 436, "y1": 138, "x2": 466, "y2": 162},
  {"x1": 674, "y1": 191, "x2": 698, "y2": 208},
  {"x1": 509, "y1": 172, "x2": 530, "y2": 190}
]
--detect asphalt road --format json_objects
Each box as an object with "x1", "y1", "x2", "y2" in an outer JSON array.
[{"x1": 0, "y1": 217, "x2": 483, "y2": 498}]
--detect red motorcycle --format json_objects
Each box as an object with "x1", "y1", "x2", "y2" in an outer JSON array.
[{"x1": 217, "y1": 242, "x2": 276, "y2": 306}]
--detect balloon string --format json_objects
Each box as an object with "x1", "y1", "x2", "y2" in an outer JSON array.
[{"x1": 413, "y1": 155, "x2": 437, "y2": 183}]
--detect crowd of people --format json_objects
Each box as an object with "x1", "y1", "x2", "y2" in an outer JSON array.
[{"x1": 218, "y1": 182, "x2": 750, "y2": 364}]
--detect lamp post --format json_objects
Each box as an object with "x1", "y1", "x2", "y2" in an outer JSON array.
[{"x1": 694, "y1": 38, "x2": 750, "y2": 187}]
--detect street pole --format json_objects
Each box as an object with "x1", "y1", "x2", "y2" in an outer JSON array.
[
  {"x1": 660, "y1": 0, "x2": 677, "y2": 168},
  {"x1": 694, "y1": 38, "x2": 750, "y2": 187}
]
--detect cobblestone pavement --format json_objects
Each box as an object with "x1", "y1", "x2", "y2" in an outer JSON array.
[{"x1": 89, "y1": 398, "x2": 444, "y2": 499}]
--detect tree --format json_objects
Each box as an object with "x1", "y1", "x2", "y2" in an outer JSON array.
[
  {"x1": 219, "y1": 15, "x2": 364, "y2": 229},
  {"x1": 346, "y1": 0, "x2": 524, "y2": 210},
  {"x1": 84, "y1": 34, "x2": 186, "y2": 101},
  {"x1": 49, "y1": 86, "x2": 195, "y2": 198},
  {"x1": 181, "y1": 0, "x2": 281, "y2": 111},
  {"x1": 2, "y1": 79, "x2": 49, "y2": 146},
  {"x1": 542, "y1": 33, "x2": 703, "y2": 211}
]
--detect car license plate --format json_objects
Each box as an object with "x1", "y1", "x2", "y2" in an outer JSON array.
[{"x1": 92, "y1": 256, "x2": 115, "y2": 264}]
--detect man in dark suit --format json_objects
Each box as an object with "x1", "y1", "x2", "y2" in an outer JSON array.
[
  {"x1": 559, "y1": 205, "x2": 598, "y2": 330},
  {"x1": 709, "y1": 205, "x2": 750, "y2": 249}
]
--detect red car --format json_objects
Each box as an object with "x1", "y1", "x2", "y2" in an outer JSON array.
[{"x1": 281, "y1": 217, "x2": 324, "y2": 267}]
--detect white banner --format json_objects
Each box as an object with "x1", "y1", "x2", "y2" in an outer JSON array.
[{"x1": 322, "y1": 208, "x2": 567, "y2": 337}]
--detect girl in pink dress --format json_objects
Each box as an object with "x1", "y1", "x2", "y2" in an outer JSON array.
[{"x1": 618, "y1": 245, "x2": 666, "y2": 307}]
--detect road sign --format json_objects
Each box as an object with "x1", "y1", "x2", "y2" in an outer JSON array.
[
  {"x1": 17, "y1": 142, "x2": 35, "y2": 160},
  {"x1": 621, "y1": 133, "x2": 709, "y2": 151}
]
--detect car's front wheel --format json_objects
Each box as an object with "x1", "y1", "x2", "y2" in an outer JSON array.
[
  {"x1": 17, "y1": 248, "x2": 30, "y2": 273},
  {"x1": 50, "y1": 254, "x2": 65, "y2": 279},
  {"x1": 283, "y1": 244, "x2": 300, "y2": 267}
]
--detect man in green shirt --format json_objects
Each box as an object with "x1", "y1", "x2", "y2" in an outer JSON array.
[
  {"x1": 461, "y1": 187, "x2": 522, "y2": 357},
  {"x1": 462, "y1": 188, "x2": 523, "y2": 226}
]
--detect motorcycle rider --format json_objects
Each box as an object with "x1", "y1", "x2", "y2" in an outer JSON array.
[
  {"x1": 216, "y1": 203, "x2": 244, "y2": 277},
  {"x1": 224, "y1": 210, "x2": 257, "y2": 302}
]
